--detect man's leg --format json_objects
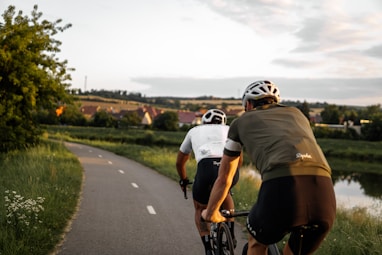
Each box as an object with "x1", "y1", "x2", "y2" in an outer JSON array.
[
  {"x1": 283, "y1": 243, "x2": 293, "y2": 255},
  {"x1": 247, "y1": 234, "x2": 268, "y2": 255},
  {"x1": 194, "y1": 200, "x2": 212, "y2": 254}
]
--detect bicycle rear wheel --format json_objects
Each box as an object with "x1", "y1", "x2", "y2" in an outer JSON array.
[
  {"x1": 268, "y1": 243, "x2": 280, "y2": 255},
  {"x1": 241, "y1": 242, "x2": 280, "y2": 255},
  {"x1": 217, "y1": 223, "x2": 234, "y2": 255}
]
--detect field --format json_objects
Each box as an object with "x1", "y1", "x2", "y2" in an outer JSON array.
[
  {"x1": 77, "y1": 95, "x2": 252, "y2": 113},
  {"x1": 76, "y1": 95, "x2": 145, "y2": 111},
  {"x1": 46, "y1": 125, "x2": 382, "y2": 173}
]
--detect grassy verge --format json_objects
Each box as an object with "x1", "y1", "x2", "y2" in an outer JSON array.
[{"x1": 0, "y1": 140, "x2": 83, "y2": 255}]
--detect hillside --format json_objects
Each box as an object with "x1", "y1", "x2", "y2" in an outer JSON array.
[{"x1": 75, "y1": 95, "x2": 243, "y2": 112}]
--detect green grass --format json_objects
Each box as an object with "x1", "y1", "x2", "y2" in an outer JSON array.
[
  {"x1": 47, "y1": 125, "x2": 382, "y2": 174},
  {"x1": 0, "y1": 140, "x2": 83, "y2": 255}
]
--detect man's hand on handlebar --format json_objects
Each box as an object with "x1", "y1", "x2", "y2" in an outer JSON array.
[
  {"x1": 201, "y1": 209, "x2": 227, "y2": 223},
  {"x1": 179, "y1": 178, "x2": 192, "y2": 199}
]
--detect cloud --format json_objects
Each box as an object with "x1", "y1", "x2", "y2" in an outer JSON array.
[
  {"x1": 364, "y1": 44, "x2": 382, "y2": 59},
  {"x1": 198, "y1": 0, "x2": 382, "y2": 78},
  {"x1": 272, "y1": 58, "x2": 319, "y2": 69},
  {"x1": 199, "y1": 0, "x2": 300, "y2": 34},
  {"x1": 133, "y1": 76, "x2": 382, "y2": 106}
]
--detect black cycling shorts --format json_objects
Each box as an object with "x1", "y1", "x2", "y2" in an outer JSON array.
[
  {"x1": 246, "y1": 175, "x2": 336, "y2": 254},
  {"x1": 192, "y1": 157, "x2": 239, "y2": 204}
]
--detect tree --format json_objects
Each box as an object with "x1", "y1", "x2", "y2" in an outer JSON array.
[
  {"x1": 120, "y1": 111, "x2": 141, "y2": 128},
  {"x1": 0, "y1": 5, "x2": 73, "y2": 152},
  {"x1": 297, "y1": 101, "x2": 310, "y2": 121},
  {"x1": 91, "y1": 110, "x2": 116, "y2": 128},
  {"x1": 362, "y1": 112, "x2": 382, "y2": 141},
  {"x1": 320, "y1": 104, "x2": 340, "y2": 124},
  {"x1": 153, "y1": 111, "x2": 179, "y2": 131},
  {"x1": 60, "y1": 104, "x2": 87, "y2": 126}
]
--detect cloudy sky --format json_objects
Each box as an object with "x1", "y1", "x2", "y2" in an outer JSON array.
[{"x1": 2, "y1": 0, "x2": 382, "y2": 106}]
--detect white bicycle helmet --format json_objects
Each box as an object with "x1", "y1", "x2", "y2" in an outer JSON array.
[
  {"x1": 242, "y1": 80, "x2": 281, "y2": 107},
  {"x1": 202, "y1": 109, "x2": 227, "y2": 124}
]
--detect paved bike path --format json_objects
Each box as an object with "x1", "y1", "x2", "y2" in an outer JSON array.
[{"x1": 55, "y1": 142, "x2": 248, "y2": 255}]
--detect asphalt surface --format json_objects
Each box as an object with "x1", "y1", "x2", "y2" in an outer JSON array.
[{"x1": 55, "y1": 142, "x2": 248, "y2": 255}]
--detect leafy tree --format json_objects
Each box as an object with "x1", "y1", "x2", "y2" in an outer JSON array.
[
  {"x1": 0, "y1": 5, "x2": 73, "y2": 152},
  {"x1": 60, "y1": 104, "x2": 87, "y2": 126},
  {"x1": 320, "y1": 104, "x2": 340, "y2": 124},
  {"x1": 35, "y1": 109, "x2": 60, "y2": 125},
  {"x1": 91, "y1": 110, "x2": 115, "y2": 128},
  {"x1": 362, "y1": 112, "x2": 382, "y2": 141},
  {"x1": 153, "y1": 111, "x2": 179, "y2": 131},
  {"x1": 297, "y1": 100, "x2": 310, "y2": 121},
  {"x1": 120, "y1": 111, "x2": 141, "y2": 128},
  {"x1": 361, "y1": 104, "x2": 381, "y2": 119}
]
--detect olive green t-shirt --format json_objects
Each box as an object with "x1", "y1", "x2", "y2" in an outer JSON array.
[{"x1": 224, "y1": 104, "x2": 331, "y2": 181}]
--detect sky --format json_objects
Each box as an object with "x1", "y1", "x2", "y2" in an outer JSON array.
[{"x1": 2, "y1": 0, "x2": 382, "y2": 106}]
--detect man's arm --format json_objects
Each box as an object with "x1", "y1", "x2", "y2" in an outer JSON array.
[
  {"x1": 202, "y1": 154, "x2": 240, "y2": 222},
  {"x1": 176, "y1": 151, "x2": 190, "y2": 180}
]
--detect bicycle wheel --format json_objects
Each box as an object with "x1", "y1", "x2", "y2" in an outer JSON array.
[
  {"x1": 242, "y1": 242, "x2": 280, "y2": 255},
  {"x1": 268, "y1": 243, "x2": 280, "y2": 255},
  {"x1": 217, "y1": 223, "x2": 234, "y2": 255}
]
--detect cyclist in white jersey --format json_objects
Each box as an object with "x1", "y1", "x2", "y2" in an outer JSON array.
[{"x1": 176, "y1": 109, "x2": 241, "y2": 255}]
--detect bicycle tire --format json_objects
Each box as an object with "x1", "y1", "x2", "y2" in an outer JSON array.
[
  {"x1": 217, "y1": 223, "x2": 235, "y2": 255},
  {"x1": 241, "y1": 242, "x2": 280, "y2": 255},
  {"x1": 268, "y1": 243, "x2": 280, "y2": 255}
]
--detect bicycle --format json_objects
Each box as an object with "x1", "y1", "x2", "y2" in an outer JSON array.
[
  {"x1": 209, "y1": 209, "x2": 247, "y2": 255},
  {"x1": 209, "y1": 210, "x2": 279, "y2": 255},
  {"x1": 182, "y1": 182, "x2": 278, "y2": 255},
  {"x1": 182, "y1": 182, "x2": 319, "y2": 255},
  {"x1": 182, "y1": 181, "x2": 237, "y2": 254}
]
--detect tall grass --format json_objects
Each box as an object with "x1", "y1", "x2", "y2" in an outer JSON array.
[{"x1": 0, "y1": 141, "x2": 83, "y2": 255}]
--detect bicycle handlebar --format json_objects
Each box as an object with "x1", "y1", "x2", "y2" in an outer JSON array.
[
  {"x1": 183, "y1": 181, "x2": 193, "y2": 199},
  {"x1": 201, "y1": 210, "x2": 249, "y2": 222},
  {"x1": 221, "y1": 209, "x2": 250, "y2": 218}
]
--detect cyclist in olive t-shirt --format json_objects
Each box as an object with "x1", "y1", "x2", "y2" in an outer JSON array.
[{"x1": 202, "y1": 80, "x2": 336, "y2": 255}]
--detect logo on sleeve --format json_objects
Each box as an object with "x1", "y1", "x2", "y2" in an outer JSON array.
[{"x1": 296, "y1": 152, "x2": 312, "y2": 160}]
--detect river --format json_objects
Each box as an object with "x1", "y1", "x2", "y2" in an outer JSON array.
[
  {"x1": 246, "y1": 169, "x2": 382, "y2": 217},
  {"x1": 333, "y1": 172, "x2": 382, "y2": 217}
]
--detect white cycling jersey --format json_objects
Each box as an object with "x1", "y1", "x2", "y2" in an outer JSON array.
[{"x1": 179, "y1": 124, "x2": 229, "y2": 163}]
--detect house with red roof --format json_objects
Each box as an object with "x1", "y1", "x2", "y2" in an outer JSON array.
[{"x1": 177, "y1": 111, "x2": 202, "y2": 127}]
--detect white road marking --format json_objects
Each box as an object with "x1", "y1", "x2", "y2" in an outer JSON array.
[
  {"x1": 118, "y1": 170, "x2": 125, "y2": 174},
  {"x1": 89, "y1": 150, "x2": 92, "y2": 153},
  {"x1": 108, "y1": 161, "x2": 113, "y2": 164},
  {"x1": 98, "y1": 155, "x2": 103, "y2": 158},
  {"x1": 131, "y1": 182, "x2": 138, "y2": 188},
  {"x1": 147, "y1": 205, "x2": 156, "y2": 215}
]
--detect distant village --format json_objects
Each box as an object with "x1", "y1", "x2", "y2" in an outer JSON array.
[
  {"x1": 79, "y1": 104, "x2": 243, "y2": 128},
  {"x1": 77, "y1": 97, "x2": 366, "y2": 135}
]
